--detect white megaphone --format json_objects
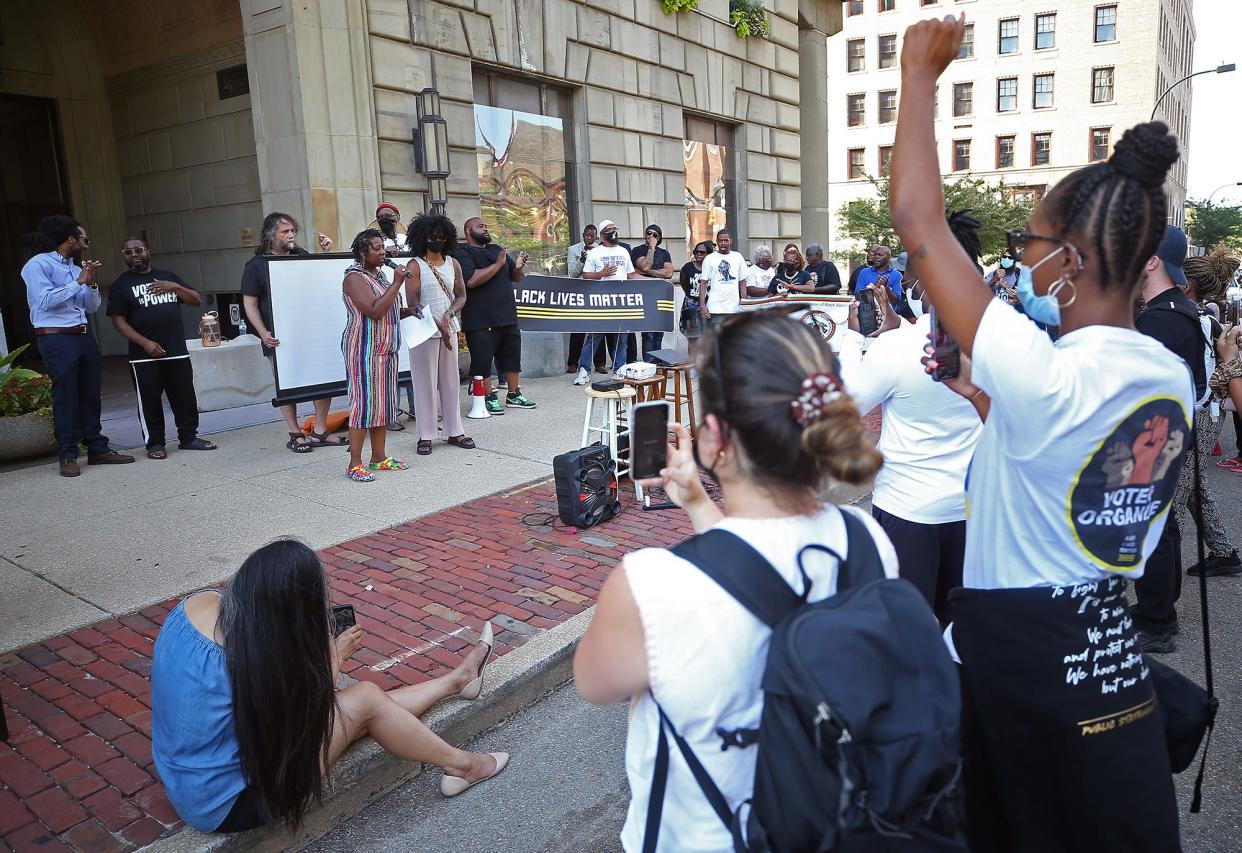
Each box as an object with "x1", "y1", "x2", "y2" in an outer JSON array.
[{"x1": 467, "y1": 376, "x2": 490, "y2": 419}]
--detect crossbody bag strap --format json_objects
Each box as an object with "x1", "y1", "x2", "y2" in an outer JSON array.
[
  {"x1": 1190, "y1": 408, "x2": 1218, "y2": 813},
  {"x1": 643, "y1": 700, "x2": 733, "y2": 853},
  {"x1": 427, "y1": 261, "x2": 460, "y2": 333}
]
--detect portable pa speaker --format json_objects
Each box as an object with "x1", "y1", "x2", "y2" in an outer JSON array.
[{"x1": 553, "y1": 443, "x2": 621, "y2": 528}]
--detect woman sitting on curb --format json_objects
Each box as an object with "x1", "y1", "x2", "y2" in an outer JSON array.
[{"x1": 150, "y1": 539, "x2": 506, "y2": 833}]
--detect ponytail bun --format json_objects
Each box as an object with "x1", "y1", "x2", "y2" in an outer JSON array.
[
  {"x1": 800, "y1": 396, "x2": 884, "y2": 486},
  {"x1": 1108, "y1": 122, "x2": 1179, "y2": 189},
  {"x1": 1185, "y1": 245, "x2": 1241, "y2": 299}
]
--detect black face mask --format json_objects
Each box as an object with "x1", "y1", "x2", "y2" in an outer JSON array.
[
  {"x1": 602, "y1": 231, "x2": 618, "y2": 245},
  {"x1": 378, "y1": 218, "x2": 397, "y2": 237},
  {"x1": 426, "y1": 239, "x2": 445, "y2": 254}
]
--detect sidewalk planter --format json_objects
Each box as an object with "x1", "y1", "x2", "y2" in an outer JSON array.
[{"x1": 0, "y1": 411, "x2": 56, "y2": 462}]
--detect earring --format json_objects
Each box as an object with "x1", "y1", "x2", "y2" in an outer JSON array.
[{"x1": 1049, "y1": 277, "x2": 1078, "y2": 308}]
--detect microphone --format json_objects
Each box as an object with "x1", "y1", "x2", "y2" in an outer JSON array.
[{"x1": 384, "y1": 259, "x2": 400, "y2": 269}]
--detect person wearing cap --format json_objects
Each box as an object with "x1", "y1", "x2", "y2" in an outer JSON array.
[
  {"x1": 375, "y1": 203, "x2": 408, "y2": 255},
  {"x1": 803, "y1": 244, "x2": 842, "y2": 294},
  {"x1": 1131, "y1": 225, "x2": 1207, "y2": 653},
  {"x1": 575, "y1": 220, "x2": 642, "y2": 384},
  {"x1": 631, "y1": 224, "x2": 674, "y2": 360}
]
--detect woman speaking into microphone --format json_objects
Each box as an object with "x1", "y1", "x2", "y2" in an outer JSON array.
[{"x1": 890, "y1": 14, "x2": 1190, "y2": 851}]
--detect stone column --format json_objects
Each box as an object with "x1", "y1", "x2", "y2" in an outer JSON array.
[
  {"x1": 240, "y1": 0, "x2": 381, "y2": 246},
  {"x1": 797, "y1": 0, "x2": 842, "y2": 247}
]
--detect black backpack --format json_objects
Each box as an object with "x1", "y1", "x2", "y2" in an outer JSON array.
[{"x1": 644, "y1": 510, "x2": 964, "y2": 852}]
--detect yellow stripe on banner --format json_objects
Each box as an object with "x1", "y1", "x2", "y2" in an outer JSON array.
[{"x1": 656, "y1": 302, "x2": 676, "y2": 309}]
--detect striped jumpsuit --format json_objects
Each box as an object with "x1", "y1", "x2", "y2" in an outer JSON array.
[{"x1": 341, "y1": 262, "x2": 400, "y2": 429}]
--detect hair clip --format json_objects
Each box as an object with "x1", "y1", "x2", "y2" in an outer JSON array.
[{"x1": 791, "y1": 372, "x2": 844, "y2": 427}]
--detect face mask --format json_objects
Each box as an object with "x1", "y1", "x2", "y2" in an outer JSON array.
[
  {"x1": 999, "y1": 257, "x2": 1014, "y2": 269},
  {"x1": 602, "y1": 231, "x2": 618, "y2": 244},
  {"x1": 378, "y1": 218, "x2": 397, "y2": 237},
  {"x1": 1016, "y1": 247, "x2": 1066, "y2": 326},
  {"x1": 909, "y1": 297, "x2": 924, "y2": 318},
  {"x1": 426, "y1": 239, "x2": 445, "y2": 254}
]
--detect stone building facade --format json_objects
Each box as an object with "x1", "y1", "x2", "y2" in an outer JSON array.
[{"x1": 0, "y1": 0, "x2": 842, "y2": 371}]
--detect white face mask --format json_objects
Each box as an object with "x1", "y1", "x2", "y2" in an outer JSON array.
[{"x1": 909, "y1": 297, "x2": 924, "y2": 318}]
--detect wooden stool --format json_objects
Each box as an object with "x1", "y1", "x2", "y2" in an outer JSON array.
[
  {"x1": 657, "y1": 363, "x2": 697, "y2": 440},
  {"x1": 623, "y1": 374, "x2": 667, "y2": 403},
  {"x1": 581, "y1": 385, "x2": 642, "y2": 500}
]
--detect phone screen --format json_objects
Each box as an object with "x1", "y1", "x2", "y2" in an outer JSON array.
[
  {"x1": 331, "y1": 604, "x2": 356, "y2": 637},
  {"x1": 928, "y1": 303, "x2": 961, "y2": 381},
  {"x1": 630, "y1": 402, "x2": 670, "y2": 481}
]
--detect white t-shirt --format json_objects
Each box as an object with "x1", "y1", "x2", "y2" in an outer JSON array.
[
  {"x1": 702, "y1": 251, "x2": 747, "y2": 314},
  {"x1": 965, "y1": 299, "x2": 1194, "y2": 589},
  {"x1": 744, "y1": 265, "x2": 775, "y2": 295},
  {"x1": 382, "y1": 233, "x2": 409, "y2": 254},
  {"x1": 621, "y1": 505, "x2": 900, "y2": 852},
  {"x1": 835, "y1": 317, "x2": 982, "y2": 524},
  {"x1": 584, "y1": 244, "x2": 635, "y2": 281}
]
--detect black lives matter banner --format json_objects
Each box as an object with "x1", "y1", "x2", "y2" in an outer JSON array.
[{"x1": 513, "y1": 275, "x2": 676, "y2": 333}]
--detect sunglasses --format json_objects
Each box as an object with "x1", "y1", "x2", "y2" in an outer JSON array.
[
  {"x1": 121, "y1": 247, "x2": 146, "y2": 256},
  {"x1": 693, "y1": 249, "x2": 707, "y2": 256},
  {"x1": 646, "y1": 231, "x2": 660, "y2": 237},
  {"x1": 1005, "y1": 229, "x2": 1088, "y2": 265}
]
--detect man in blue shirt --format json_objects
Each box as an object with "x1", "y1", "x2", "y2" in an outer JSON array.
[
  {"x1": 854, "y1": 244, "x2": 904, "y2": 301},
  {"x1": 21, "y1": 216, "x2": 134, "y2": 477}
]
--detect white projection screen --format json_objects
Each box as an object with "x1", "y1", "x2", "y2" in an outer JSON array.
[{"x1": 267, "y1": 255, "x2": 412, "y2": 405}]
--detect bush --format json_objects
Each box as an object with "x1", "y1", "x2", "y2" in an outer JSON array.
[
  {"x1": 730, "y1": 0, "x2": 769, "y2": 38},
  {"x1": 662, "y1": 0, "x2": 699, "y2": 12},
  {"x1": 0, "y1": 345, "x2": 53, "y2": 418}
]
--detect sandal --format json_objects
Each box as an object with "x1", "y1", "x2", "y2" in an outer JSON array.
[
  {"x1": 447, "y1": 435, "x2": 476, "y2": 450},
  {"x1": 178, "y1": 438, "x2": 217, "y2": 451},
  {"x1": 147, "y1": 446, "x2": 168, "y2": 460},
  {"x1": 309, "y1": 430, "x2": 349, "y2": 447},
  {"x1": 417, "y1": 440, "x2": 433, "y2": 456},
  {"x1": 287, "y1": 432, "x2": 313, "y2": 454},
  {"x1": 346, "y1": 464, "x2": 375, "y2": 482},
  {"x1": 368, "y1": 456, "x2": 409, "y2": 471}
]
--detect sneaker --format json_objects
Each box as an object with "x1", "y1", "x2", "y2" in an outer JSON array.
[
  {"x1": 485, "y1": 393, "x2": 505, "y2": 416},
  {"x1": 506, "y1": 389, "x2": 536, "y2": 409},
  {"x1": 1137, "y1": 630, "x2": 1177, "y2": 654},
  {"x1": 1187, "y1": 550, "x2": 1242, "y2": 577},
  {"x1": 573, "y1": 367, "x2": 591, "y2": 386}
]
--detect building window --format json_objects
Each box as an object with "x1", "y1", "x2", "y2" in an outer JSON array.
[
  {"x1": 847, "y1": 39, "x2": 865, "y2": 73},
  {"x1": 1005, "y1": 184, "x2": 1047, "y2": 205},
  {"x1": 954, "y1": 140, "x2": 971, "y2": 172},
  {"x1": 921, "y1": 0, "x2": 937, "y2": 5},
  {"x1": 1090, "y1": 127, "x2": 1111, "y2": 162},
  {"x1": 879, "y1": 145, "x2": 894, "y2": 174},
  {"x1": 996, "y1": 77, "x2": 1017, "y2": 112},
  {"x1": 957, "y1": 24, "x2": 974, "y2": 59},
  {"x1": 996, "y1": 135, "x2": 1015, "y2": 168},
  {"x1": 684, "y1": 116, "x2": 737, "y2": 258},
  {"x1": 847, "y1": 0, "x2": 863, "y2": 15},
  {"x1": 1094, "y1": 5, "x2": 1117, "y2": 42},
  {"x1": 998, "y1": 18, "x2": 1019, "y2": 54},
  {"x1": 1035, "y1": 13, "x2": 1056, "y2": 50},
  {"x1": 473, "y1": 71, "x2": 574, "y2": 274},
  {"x1": 953, "y1": 82, "x2": 973, "y2": 117},
  {"x1": 1032, "y1": 132, "x2": 1052, "y2": 166},
  {"x1": 878, "y1": 35, "x2": 898, "y2": 69},
  {"x1": 848, "y1": 94, "x2": 866, "y2": 127},
  {"x1": 1033, "y1": 73, "x2": 1054, "y2": 109},
  {"x1": 1092, "y1": 67, "x2": 1114, "y2": 103},
  {"x1": 848, "y1": 148, "x2": 866, "y2": 179},
  {"x1": 878, "y1": 0, "x2": 895, "y2": 11},
  {"x1": 878, "y1": 90, "x2": 898, "y2": 124}
]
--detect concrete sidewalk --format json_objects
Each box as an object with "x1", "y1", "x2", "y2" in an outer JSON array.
[{"x1": 0, "y1": 374, "x2": 593, "y2": 654}]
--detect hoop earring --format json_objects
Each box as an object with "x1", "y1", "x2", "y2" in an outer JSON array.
[{"x1": 1049, "y1": 277, "x2": 1078, "y2": 309}]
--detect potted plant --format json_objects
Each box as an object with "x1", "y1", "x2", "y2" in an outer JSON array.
[{"x1": 0, "y1": 344, "x2": 56, "y2": 463}]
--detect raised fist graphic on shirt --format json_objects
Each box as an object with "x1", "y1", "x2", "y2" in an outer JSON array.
[
  {"x1": 1129, "y1": 416, "x2": 1169, "y2": 486},
  {"x1": 1152, "y1": 427, "x2": 1185, "y2": 482},
  {"x1": 1100, "y1": 442, "x2": 1136, "y2": 489}
]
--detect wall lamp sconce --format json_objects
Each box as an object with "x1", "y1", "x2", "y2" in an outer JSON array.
[{"x1": 413, "y1": 87, "x2": 450, "y2": 214}]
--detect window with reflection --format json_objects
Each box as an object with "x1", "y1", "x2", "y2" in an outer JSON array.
[{"x1": 684, "y1": 117, "x2": 736, "y2": 259}]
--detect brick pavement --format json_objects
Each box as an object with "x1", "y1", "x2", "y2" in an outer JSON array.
[{"x1": 0, "y1": 477, "x2": 699, "y2": 852}]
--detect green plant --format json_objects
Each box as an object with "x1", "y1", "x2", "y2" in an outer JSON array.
[
  {"x1": 730, "y1": 0, "x2": 769, "y2": 38},
  {"x1": 0, "y1": 344, "x2": 52, "y2": 418},
  {"x1": 662, "y1": 0, "x2": 699, "y2": 13}
]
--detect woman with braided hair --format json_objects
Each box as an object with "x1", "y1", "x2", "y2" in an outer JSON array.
[{"x1": 892, "y1": 15, "x2": 1187, "y2": 850}]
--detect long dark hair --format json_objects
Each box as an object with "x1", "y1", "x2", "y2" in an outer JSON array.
[
  {"x1": 407, "y1": 213, "x2": 459, "y2": 259},
  {"x1": 218, "y1": 540, "x2": 336, "y2": 829},
  {"x1": 699, "y1": 312, "x2": 882, "y2": 493},
  {"x1": 1042, "y1": 122, "x2": 1178, "y2": 291}
]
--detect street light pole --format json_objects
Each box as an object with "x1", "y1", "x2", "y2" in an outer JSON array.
[
  {"x1": 1151, "y1": 63, "x2": 1236, "y2": 122},
  {"x1": 1207, "y1": 182, "x2": 1242, "y2": 204}
]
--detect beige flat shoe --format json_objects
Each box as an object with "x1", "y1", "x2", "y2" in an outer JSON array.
[
  {"x1": 458, "y1": 622, "x2": 494, "y2": 701},
  {"x1": 440, "y1": 752, "x2": 509, "y2": 797}
]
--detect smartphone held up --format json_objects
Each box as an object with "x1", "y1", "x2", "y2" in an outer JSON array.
[
  {"x1": 927, "y1": 303, "x2": 961, "y2": 382},
  {"x1": 630, "y1": 401, "x2": 671, "y2": 481}
]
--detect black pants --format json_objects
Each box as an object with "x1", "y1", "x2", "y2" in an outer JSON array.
[
  {"x1": 465, "y1": 325, "x2": 522, "y2": 377},
  {"x1": 872, "y1": 506, "x2": 964, "y2": 625},
  {"x1": 131, "y1": 357, "x2": 200, "y2": 449},
  {"x1": 214, "y1": 785, "x2": 264, "y2": 833},
  {"x1": 1131, "y1": 513, "x2": 1182, "y2": 636},
  {"x1": 1233, "y1": 410, "x2": 1242, "y2": 456},
  {"x1": 36, "y1": 332, "x2": 109, "y2": 461},
  {"x1": 641, "y1": 332, "x2": 664, "y2": 360}
]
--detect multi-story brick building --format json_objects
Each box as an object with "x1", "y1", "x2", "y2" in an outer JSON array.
[{"x1": 824, "y1": 0, "x2": 1196, "y2": 259}]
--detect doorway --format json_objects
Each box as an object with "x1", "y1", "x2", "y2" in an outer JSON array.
[{"x1": 0, "y1": 94, "x2": 70, "y2": 358}]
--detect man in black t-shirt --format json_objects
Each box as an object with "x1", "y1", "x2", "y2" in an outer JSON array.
[
  {"x1": 631, "y1": 224, "x2": 674, "y2": 360},
  {"x1": 107, "y1": 237, "x2": 217, "y2": 458},
  {"x1": 456, "y1": 217, "x2": 535, "y2": 415},
  {"x1": 803, "y1": 243, "x2": 843, "y2": 294},
  {"x1": 240, "y1": 212, "x2": 344, "y2": 453}
]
